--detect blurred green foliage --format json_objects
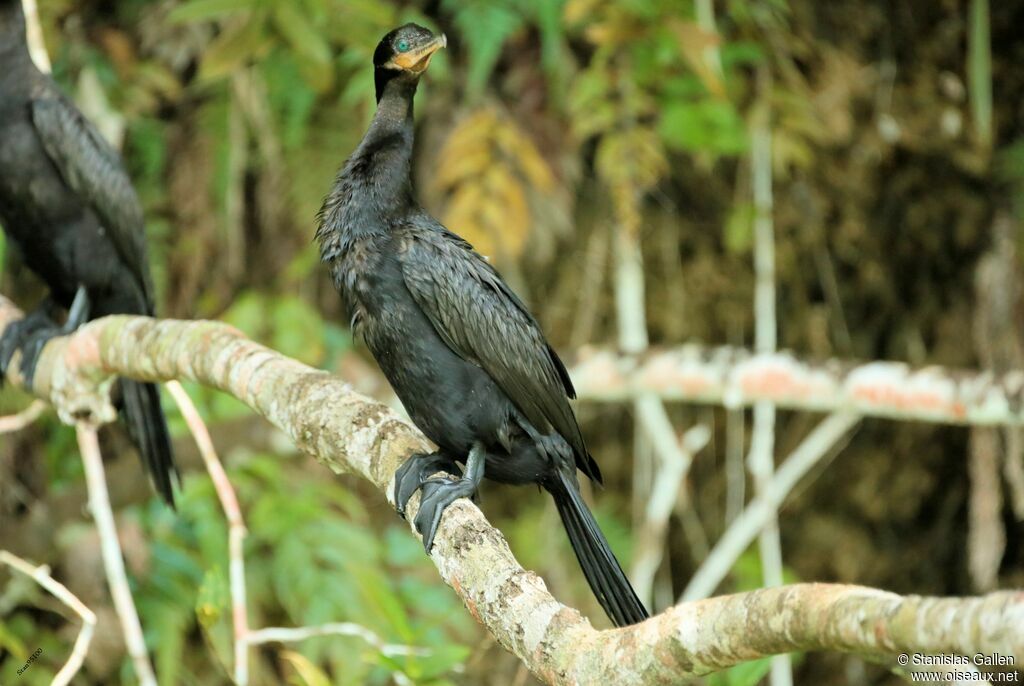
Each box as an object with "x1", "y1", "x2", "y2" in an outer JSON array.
[
  {"x1": 2, "y1": 451, "x2": 475, "y2": 685},
  {"x1": 2, "y1": 0, "x2": 1022, "y2": 683},
  {"x1": 134, "y1": 454, "x2": 473, "y2": 684}
]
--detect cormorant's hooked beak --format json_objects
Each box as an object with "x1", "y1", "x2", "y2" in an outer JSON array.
[{"x1": 385, "y1": 34, "x2": 447, "y2": 74}]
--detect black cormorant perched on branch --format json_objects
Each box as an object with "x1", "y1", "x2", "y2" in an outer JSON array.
[
  {"x1": 0, "y1": 0, "x2": 177, "y2": 504},
  {"x1": 316, "y1": 23, "x2": 648, "y2": 627}
]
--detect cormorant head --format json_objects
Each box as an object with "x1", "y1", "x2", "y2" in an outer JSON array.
[{"x1": 373, "y1": 23, "x2": 446, "y2": 102}]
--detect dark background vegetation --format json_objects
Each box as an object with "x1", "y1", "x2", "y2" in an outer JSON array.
[{"x1": 2, "y1": 0, "x2": 1023, "y2": 684}]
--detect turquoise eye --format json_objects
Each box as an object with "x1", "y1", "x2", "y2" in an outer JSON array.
[{"x1": 397, "y1": 39, "x2": 410, "y2": 52}]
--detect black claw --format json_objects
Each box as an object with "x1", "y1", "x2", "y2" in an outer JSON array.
[
  {"x1": 393, "y1": 451, "x2": 461, "y2": 518},
  {"x1": 0, "y1": 308, "x2": 57, "y2": 384},
  {"x1": 414, "y1": 477, "x2": 467, "y2": 552},
  {"x1": 393, "y1": 456, "x2": 418, "y2": 519},
  {"x1": 404, "y1": 443, "x2": 486, "y2": 553},
  {"x1": 0, "y1": 290, "x2": 88, "y2": 387},
  {"x1": 62, "y1": 286, "x2": 91, "y2": 333},
  {"x1": 0, "y1": 325, "x2": 23, "y2": 377},
  {"x1": 18, "y1": 327, "x2": 58, "y2": 390}
]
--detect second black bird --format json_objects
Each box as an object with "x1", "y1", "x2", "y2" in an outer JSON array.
[
  {"x1": 0, "y1": 0, "x2": 177, "y2": 504},
  {"x1": 316, "y1": 24, "x2": 648, "y2": 627}
]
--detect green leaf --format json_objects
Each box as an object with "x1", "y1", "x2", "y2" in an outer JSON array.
[
  {"x1": 262, "y1": 55, "x2": 318, "y2": 149},
  {"x1": 0, "y1": 620, "x2": 28, "y2": 659},
  {"x1": 282, "y1": 650, "x2": 333, "y2": 686},
  {"x1": 142, "y1": 600, "x2": 191, "y2": 686},
  {"x1": 720, "y1": 41, "x2": 765, "y2": 68},
  {"x1": 707, "y1": 657, "x2": 773, "y2": 686},
  {"x1": 968, "y1": 0, "x2": 992, "y2": 147},
  {"x1": 270, "y1": 295, "x2": 326, "y2": 364},
  {"x1": 221, "y1": 291, "x2": 264, "y2": 338},
  {"x1": 659, "y1": 99, "x2": 748, "y2": 155},
  {"x1": 198, "y1": 13, "x2": 272, "y2": 81},
  {"x1": 529, "y1": 0, "x2": 568, "y2": 96},
  {"x1": 725, "y1": 203, "x2": 755, "y2": 254},
  {"x1": 273, "y1": 4, "x2": 331, "y2": 65},
  {"x1": 387, "y1": 643, "x2": 470, "y2": 681},
  {"x1": 568, "y1": 67, "x2": 616, "y2": 139},
  {"x1": 443, "y1": 0, "x2": 524, "y2": 99},
  {"x1": 195, "y1": 566, "x2": 229, "y2": 629},
  {"x1": 126, "y1": 118, "x2": 167, "y2": 185},
  {"x1": 169, "y1": 0, "x2": 256, "y2": 23}
]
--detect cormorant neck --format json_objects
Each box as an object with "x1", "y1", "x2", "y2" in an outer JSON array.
[
  {"x1": 350, "y1": 74, "x2": 419, "y2": 211},
  {"x1": 315, "y1": 70, "x2": 419, "y2": 257},
  {"x1": 367, "y1": 72, "x2": 417, "y2": 141}
]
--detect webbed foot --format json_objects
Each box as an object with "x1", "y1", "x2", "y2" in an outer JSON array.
[
  {"x1": 0, "y1": 307, "x2": 54, "y2": 381},
  {"x1": 393, "y1": 450, "x2": 462, "y2": 518},
  {"x1": 412, "y1": 443, "x2": 485, "y2": 552},
  {"x1": 18, "y1": 326, "x2": 61, "y2": 389},
  {"x1": 8, "y1": 287, "x2": 91, "y2": 390}
]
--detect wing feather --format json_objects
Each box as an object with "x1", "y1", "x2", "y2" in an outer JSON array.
[
  {"x1": 32, "y1": 93, "x2": 154, "y2": 309},
  {"x1": 400, "y1": 216, "x2": 599, "y2": 482}
]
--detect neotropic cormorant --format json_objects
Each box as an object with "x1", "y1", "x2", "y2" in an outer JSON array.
[
  {"x1": 316, "y1": 23, "x2": 648, "y2": 627},
  {"x1": 0, "y1": 0, "x2": 177, "y2": 504}
]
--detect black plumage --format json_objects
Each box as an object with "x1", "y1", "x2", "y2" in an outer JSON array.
[
  {"x1": 0, "y1": 0, "x2": 177, "y2": 504},
  {"x1": 316, "y1": 24, "x2": 648, "y2": 627}
]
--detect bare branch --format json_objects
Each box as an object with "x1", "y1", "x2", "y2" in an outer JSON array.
[
  {"x1": 0, "y1": 550, "x2": 96, "y2": 685},
  {"x1": 75, "y1": 424, "x2": 157, "y2": 686},
  {"x1": 0, "y1": 399, "x2": 46, "y2": 434},
  {"x1": 569, "y1": 344, "x2": 1024, "y2": 426},
  {"x1": 629, "y1": 415, "x2": 708, "y2": 601},
  {"x1": 683, "y1": 411, "x2": 862, "y2": 601},
  {"x1": 20, "y1": 0, "x2": 51, "y2": 74},
  {"x1": 164, "y1": 380, "x2": 251, "y2": 684},
  {"x1": 749, "y1": 80, "x2": 793, "y2": 686},
  {"x1": 245, "y1": 623, "x2": 429, "y2": 657}
]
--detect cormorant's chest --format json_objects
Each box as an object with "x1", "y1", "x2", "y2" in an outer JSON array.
[{"x1": 331, "y1": 232, "x2": 412, "y2": 337}]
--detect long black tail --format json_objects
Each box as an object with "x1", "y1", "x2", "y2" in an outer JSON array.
[
  {"x1": 119, "y1": 378, "x2": 177, "y2": 506},
  {"x1": 548, "y1": 470, "x2": 648, "y2": 627}
]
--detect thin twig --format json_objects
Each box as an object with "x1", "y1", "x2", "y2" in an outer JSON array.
[
  {"x1": 20, "y1": 0, "x2": 50, "y2": 74},
  {"x1": 167, "y1": 381, "x2": 421, "y2": 685},
  {"x1": 165, "y1": 380, "x2": 251, "y2": 685},
  {"x1": 248, "y1": 622, "x2": 426, "y2": 686},
  {"x1": 724, "y1": 285, "x2": 745, "y2": 529},
  {"x1": 725, "y1": 403, "x2": 746, "y2": 525},
  {"x1": 0, "y1": 550, "x2": 96, "y2": 686},
  {"x1": 569, "y1": 223, "x2": 610, "y2": 349},
  {"x1": 245, "y1": 623, "x2": 430, "y2": 657},
  {"x1": 611, "y1": 215, "x2": 662, "y2": 605},
  {"x1": 630, "y1": 407, "x2": 709, "y2": 604},
  {"x1": 75, "y1": 423, "x2": 157, "y2": 686},
  {"x1": 0, "y1": 399, "x2": 46, "y2": 434},
  {"x1": 694, "y1": 0, "x2": 723, "y2": 83},
  {"x1": 610, "y1": 165, "x2": 694, "y2": 611},
  {"x1": 683, "y1": 411, "x2": 861, "y2": 601},
  {"x1": 749, "y1": 71, "x2": 791, "y2": 686}
]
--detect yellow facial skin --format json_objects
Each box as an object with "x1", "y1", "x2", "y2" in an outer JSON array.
[{"x1": 384, "y1": 34, "x2": 447, "y2": 73}]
